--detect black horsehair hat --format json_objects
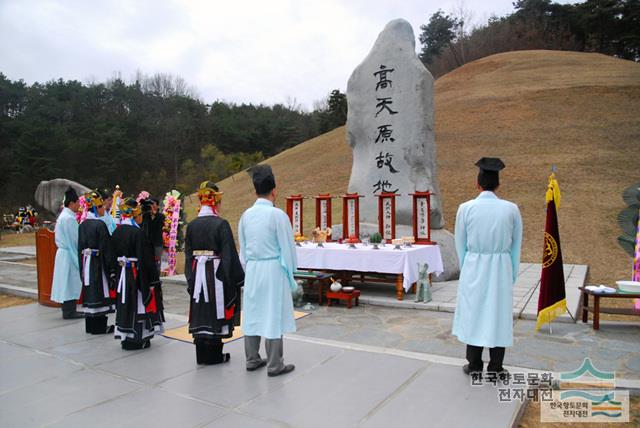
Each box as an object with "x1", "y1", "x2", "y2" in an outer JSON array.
[
  {"x1": 475, "y1": 157, "x2": 505, "y2": 190},
  {"x1": 64, "y1": 187, "x2": 79, "y2": 205},
  {"x1": 475, "y1": 157, "x2": 505, "y2": 172},
  {"x1": 248, "y1": 164, "x2": 276, "y2": 195}
]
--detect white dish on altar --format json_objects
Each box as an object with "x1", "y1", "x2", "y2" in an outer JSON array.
[
  {"x1": 616, "y1": 280, "x2": 640, "y2": 293},
  {"x1": 342, "y1": 286, "x2": 355, "y2": 293}
]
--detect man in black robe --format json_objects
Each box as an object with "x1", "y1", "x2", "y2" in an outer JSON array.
[
  {"x1": 185, "y1": 181, "x2": 244, "y2": 365},
  {"x1": 78, "y1": 190, "x2": 116, "y2": 334},
  {"x1": 142, "y1": 197, "x2": 165, "y2": 274},
  {"x1": 111, "y1": 198, "x2": 162, "y2": 350}
]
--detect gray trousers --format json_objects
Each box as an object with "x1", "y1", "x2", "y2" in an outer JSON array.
[{"x1": 244, "y1": 335, "x2": 284, "y2": 373}]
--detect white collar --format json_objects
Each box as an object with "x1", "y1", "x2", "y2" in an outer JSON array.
[
  {"x1": 86, "y1": 211, "x2": 98, "y2": 220},
  {"x1": 123, "y1": 217, "x2": 140, "y2": 228},
  {"x1": 198, "y1": 205, "x2": 216, "y2": 217}
]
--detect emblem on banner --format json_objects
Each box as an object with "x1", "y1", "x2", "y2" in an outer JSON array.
[{"x1": 543, "y1": 232, "x2": 558, "y2": 268}]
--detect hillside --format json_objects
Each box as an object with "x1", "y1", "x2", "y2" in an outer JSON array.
[{"x1": 189, "y1": 50, "x2": 640, "y2": 286}]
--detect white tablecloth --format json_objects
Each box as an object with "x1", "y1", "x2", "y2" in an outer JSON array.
[{"x1": 295, "y1": 242, "x2": 444, "y2": 291}]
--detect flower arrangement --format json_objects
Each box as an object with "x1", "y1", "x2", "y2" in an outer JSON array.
[
  {"x1": 136, "y1": 190, "x2": 150, "y2": 204},
  {"x1": 161, "y1": 190, "x2": 183, "y2": 276},
  {"x1": 75, "y1": 194, "x2": 89, "y2": 224}
]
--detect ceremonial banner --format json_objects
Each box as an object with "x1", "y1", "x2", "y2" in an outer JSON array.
[
  {"x1": 110, "y1": 185, "x2": 123, "y2": 224},
  {"x1": 161, "y1": 190, "x2": 182, "y2": 277},
  {"x1": 536, "y1": 173, "x2": 566, "y2": 331},
  {"x1": 285, "y1": 195, "x2": 304, "y2": 235}
]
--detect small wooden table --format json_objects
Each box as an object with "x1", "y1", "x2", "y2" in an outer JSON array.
[
  {"x1": 293, "y1": 271, "x2": 333, "y2": 305},
  {"x1": 579, "y1": 286, "x2": 640, "y2": 330},
  {"x1": 326, "y1": 290, "x2": 361, "y2": 309}
]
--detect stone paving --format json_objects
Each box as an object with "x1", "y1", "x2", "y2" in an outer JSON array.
[
  {"x1": 0, "y1": 304, "x2": 522, "y2": 428},
  {"x1": 2, "y1": 246, "x2": 638, "y2": 385},
  {"x1": 293, "y1": 305, "x2": 640, "y2": 382}
]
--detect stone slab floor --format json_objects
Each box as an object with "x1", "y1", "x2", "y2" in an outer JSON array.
[{"x1": 0, "y1": 304, "x2": 521, "y2": 428}]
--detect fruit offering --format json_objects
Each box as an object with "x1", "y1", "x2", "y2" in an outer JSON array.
[
  {"x1": 294, "y1": 232, "x2": 308, "y2": 243},
  {"x1": 370, "y1": 232, "x2": 383, "y2": 244},
  {"x1": 345, "y1": 234, "x2": 360, "y2": 244},
  {"x1": 311, "y1": 227, "x2": 332, "y2": 243},
  {"x1": 402, "y1": 236, "x2": 415, "y2": 246}
]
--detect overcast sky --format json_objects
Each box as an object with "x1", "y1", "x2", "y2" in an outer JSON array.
[{"x1": 0, "y1": 0, "x2": 576, "y2": 110}]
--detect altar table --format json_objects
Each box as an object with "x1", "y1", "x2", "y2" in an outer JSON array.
[{"x1": 295, "y1": 242, "x2": 444, "y2": 300}]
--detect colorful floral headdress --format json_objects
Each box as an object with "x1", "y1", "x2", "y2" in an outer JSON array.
[
  {"x1": 197, "y1": 181, "x2": 223, "y2": 206},
  {"x1": 119, "y1": 197, "x2": 141, "y2": 218},
  {"x1": 83, "y1": 190, "x2": 103, "y2": 208}
]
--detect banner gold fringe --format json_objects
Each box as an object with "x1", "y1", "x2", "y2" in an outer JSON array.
[
  {"x1": 546, "y1": 173, "x2": 561, "y2": 210},
  {"x1": 535, "y1": 298, "x2": 567, "y2": 332}
]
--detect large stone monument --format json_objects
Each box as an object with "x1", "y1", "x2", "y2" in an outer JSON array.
[
  {"x1": 345, "y1": 18, "x2": 459, "y2": 281},
  {"x1": 35, "y1": 178, "x2": 90, "y2": 215}
]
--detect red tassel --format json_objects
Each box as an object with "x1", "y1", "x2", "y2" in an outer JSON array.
[
  {"x1": 132, "y1": 266, "x2": 138, "y2": 280},
  {"x1": 109, "y1": 288, "x2": 116, "y2": 299},
  {"x1": 225, "y1": 304, "x2": 235, "y2": 320},
  {"x1": 146, "y1": 288, "x2": 157, "y2": 313}
]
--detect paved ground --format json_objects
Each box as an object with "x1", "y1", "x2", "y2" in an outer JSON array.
[
  {"x1": 1, "y1": 246, "x2": 638, "y2": 381},
  {"x1": 1, "y1": 303, "x2": 522, "y2": 428},
  {"x1": 1, "y1": 245, "x2": 638, "y2": 427},
  {"x1": 162, "y1": 262, "x2": 587, "y2": 321},
  {"x1": 294, "y1": 305, "x2": 640, "y2": 381}
]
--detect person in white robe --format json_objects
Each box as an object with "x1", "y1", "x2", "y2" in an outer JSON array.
[
  {"x1": 51, "y1": 187, "x2": 85, "y2": 319},
  {"x1": 452, "y1": 157, "x2": 522, "y2": 379},
  {"x1": 239, "y1": 164, "x2": 297, "y2": 377}
]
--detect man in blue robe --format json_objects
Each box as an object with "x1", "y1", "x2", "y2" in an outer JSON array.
[
  {"x1": 452, "y1": 157, "x2": 523, "y2": 379},
  {"x1": 51, "y1": 187, "x2": 85, "y2": 319},
  {"x1": 239, "y1": 165, "x2": 297, "y2": 377}
]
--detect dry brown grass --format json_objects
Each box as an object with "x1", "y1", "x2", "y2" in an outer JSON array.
[
  {"x1": 0, "y1": 231, "x2": 35, "y2": 248},
  {"x1": 0, "y1": 293, "x2": 35, "y2": 309},
  {"x1": 183, "y1": 51, "x2": 640, "y2": 317},
  {"x1": 518, "y1": 395, "x2": 640, "y2": 427}
]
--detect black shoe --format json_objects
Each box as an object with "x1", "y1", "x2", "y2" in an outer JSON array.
[
  {"x1": 268, "y1": 364, "x2": 295, "y2": 377},
  {"x1": 122, "y1": 341, "x2": 143, "y2": 350},
  {"x1": 106, "y1": 325, "x2": 115, "y2": 334},
  {"x1": 463, "y1": 364, "x2": 482, "y2": 380},
  {"x1": 247, "y1": 359, "x2": 267, "y2": 372},
  {"x1": 142, "y1": 340, "x2": 151, "y2": 349},
  {"x1": 63, "y1": 311, "x2": 85, "y2": 319}
]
